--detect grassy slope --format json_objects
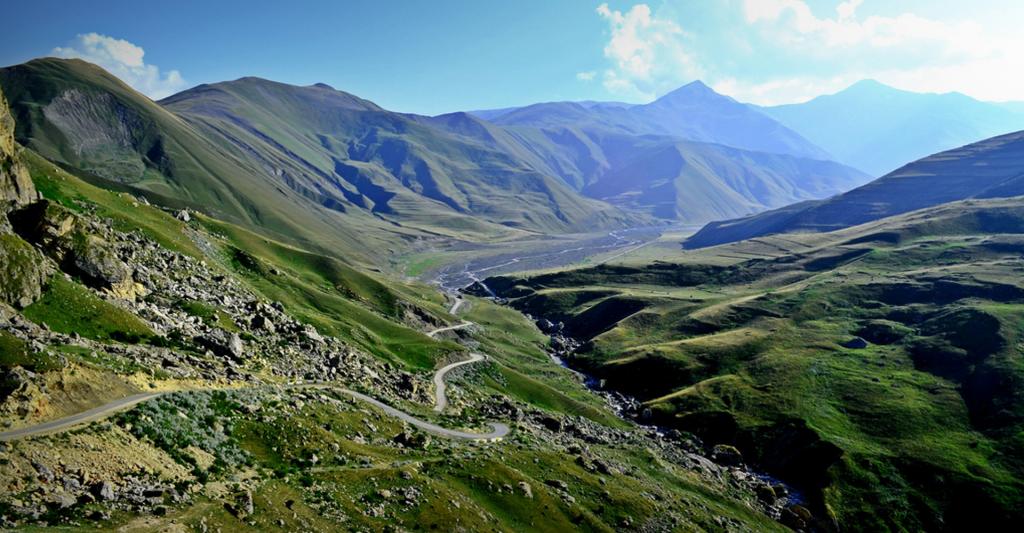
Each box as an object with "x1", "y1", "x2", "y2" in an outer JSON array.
[
  {"x1": 486, "y1": 198, "x2": 1024, "y2": 530},
  {"x1": 163, "y1": 78, "x2": 632, "y2": 236},
  {"x1": 0, "y1": 58, "x2": 639, "y2": 271}
]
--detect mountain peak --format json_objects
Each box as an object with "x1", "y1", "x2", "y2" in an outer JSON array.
[
  {"x1": 652, "y1": 80, "x2": 732, "y2": 107},
  {"x1": 311, "y1": 82, "x2": 335, "y2": 90},
  {"x1": 844, "y1": 79, "x2": 897, "y2": 94}
]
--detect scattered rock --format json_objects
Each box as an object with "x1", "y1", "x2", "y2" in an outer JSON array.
[
  {"x1": 545, "y1": 479, "x2": 569, "y2": 491},
  {"x1": 781, "y1": 504, "x2": 813, "y2": 530}
]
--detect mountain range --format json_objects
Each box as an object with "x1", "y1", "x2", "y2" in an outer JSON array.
[
  {"x1": 0, "y1": 58, "x2": 874, "y2": 254},
  {"x1": 6, "y1": 58, "x2": 1024, "y2": 260}
]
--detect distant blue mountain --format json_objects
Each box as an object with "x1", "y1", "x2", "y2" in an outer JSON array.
[{"x1": 763, "y1": 80, "x2": 1024, "y2": 176}]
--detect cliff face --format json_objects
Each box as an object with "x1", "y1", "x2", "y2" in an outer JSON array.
[
  {"x1": 0, "y1": 86, "x2": 48, "y2": 308},
  {"x1": 0, "y1": 86, "x2": 37, "y2": 209}
]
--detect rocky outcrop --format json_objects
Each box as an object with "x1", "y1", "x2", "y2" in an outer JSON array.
[
  {"x1": 0, "y1": 86, "x2": 37, "y2": 211},
  {"x1": 8, "y1": 200, "x2": 140, "y2": 299},
  {"x1": 0, "y1": 86, "x2": 48, "y2": 308}
]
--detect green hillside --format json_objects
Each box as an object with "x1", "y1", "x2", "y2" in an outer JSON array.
[
  {"x1": 686, "y1": 129, "x2": 1024, "y2": 248},
  {"x1": 0, "y1": 141, "x2": 789, "y2": 532},
  {"x1": 0, "y1": 58, "x2": 634, "y2": 267},
  {"x1": 482, "y1": 197, "x2": 1024, "y2": 530}
]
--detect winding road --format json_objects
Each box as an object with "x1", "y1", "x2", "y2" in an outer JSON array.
[
  {"x1": 0, "y1": 301, "x2": 506, "y2": 443},
  {"x1": 432, "y1": 353, "x2": 484, "y2": 412}
]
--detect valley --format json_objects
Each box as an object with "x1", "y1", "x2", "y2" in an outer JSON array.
[
  {"x1": 2, "y1": 22, "x2": 1024, "y2": 531},
  {"x1": 478, "y1": 197, "x2": 1024, "y2": 530}
]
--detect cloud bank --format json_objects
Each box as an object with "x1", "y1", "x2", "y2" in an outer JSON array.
[
  {"x1": 52, "y1": 33, "x2": 186, "y2": 100},
  {"x1": 590, "y1": 1, "x2": 1024, "y2": 105}
]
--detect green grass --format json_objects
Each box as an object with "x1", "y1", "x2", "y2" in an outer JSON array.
[
  {"x1": 25, "y1": 151, "x2": 204, "y2": 258},
  {"x1": 198, "y1": 215, "x2": 460, "y2": 370},
  {"x1": 176, "y1": 299, "x2": 239, "y2": 332},
  {"x1": 0, "y1": 330, "x2": 60, "y2": 373},
  {"x1": 23, "y1": 275, "x2": 155, "y2": 343},
  {"x1": 25, "y1": 141, "x2": 458, "y2": 371}
]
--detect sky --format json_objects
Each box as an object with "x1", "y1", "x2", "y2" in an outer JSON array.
[{"x1": 2, "y1": 0, "x2": 1023, "y2": 114}]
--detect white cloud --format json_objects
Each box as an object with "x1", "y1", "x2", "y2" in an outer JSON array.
[
  {"x1": 576, "y1": 71, "x2": 597, "y2": 82},
  {"x1": 712, "y1": 76, "x2": 856, "y2": 106},
  {"x1": 733, "y1": 0, "x2": 1024, "y2": 103},
  {"x1": 595, "y1": 3, "x2": 702, "y2": 101},
  {"x1": 52, "y1": 33, "x2": 186, "y2": 100},
  {"x1": 586, "y1": 2, "x2": 1024, "y2": 105},
  {"x1": 741, "y1": 0, "x2": 988, "y2": 53}
]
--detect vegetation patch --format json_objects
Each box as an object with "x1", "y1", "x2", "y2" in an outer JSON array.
[{"x1": 23, "y1": 275, "x2": 155, "y2": 343}]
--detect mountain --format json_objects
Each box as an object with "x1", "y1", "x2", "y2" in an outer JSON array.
[
  {"x1": 459, "y1": 82, "x2": 869, "y2": 224},
  {"x1": 428, "y1": 117, "x2": 867, "y2": 224},
  {"x1": 0, "y1": 58, "x2": 634, "y2": 264},
  {"x1": 578, "y1": 137, "x2": 866, "y2": 223},
  {"x1": 763, "y1": 80, "x2": 1024, "y2": 175},
  {"x1": 685, "y1": 128, "x2": 1024, "y2": 248},
  {"x1": 160, "y1": 76, "x2": 632, "y2": 233},
  {"x1": 492, "y1": 81, "x2": 831, "y2": 161}
]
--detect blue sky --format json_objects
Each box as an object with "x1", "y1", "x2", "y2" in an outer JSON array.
[{"x1": 2, "y1": 1, "x2": 1022, "y2": 114}]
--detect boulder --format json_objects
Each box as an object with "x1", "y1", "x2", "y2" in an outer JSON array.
[
  {"x1": 781, "y1": 504, "x2": 813, "y2": 530},
  {"x1": 711, "y1": 444, "x2": 744, "y2": 466},
  {"x1": 198, "y1": 329, "x2": 245, "y2": 361},
  {"x1": 91, "y1": 481, "x2": 116, "y2": 502},
  {"x1": 8, "y1": 201, "x2": 139, "y2": 299},
  {"x1": 71, "y1": 234, "x2": 136, "y2": 298},
  {"x1": 393, "y1": 430, "x2": 431, "y2": 449},
  {"x1": 539, "y1": 416, "x2": 562, "y2": 432},
  {"x1": 250, "y1": 314, "x2": 275, "y2": 333},
  {"x1": 545, "y1": 479, "x2": 569, "y2": 491},
  {"x1": 755, "y1": 483, "x2": 777, "y2": 504}
]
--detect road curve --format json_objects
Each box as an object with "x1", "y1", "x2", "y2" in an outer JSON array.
[
  {"x1": 0, "y1": 391, "x2": 164, "y2": 442},
  {"x1": 338, "y1": 387, "x2": 506, "y2": 440},
  {"x1": 426, "y1": 321, "x2": 473, "y2": 338},
  {"x1": 448, "y1": 297, "x2": 464, "y2": 315},
  {"x1": 1, "y1": 298, "x2": 508, "y2": 443},
  {"x1": 432, "y1": 352, "x2": 485, "y2": 412}
]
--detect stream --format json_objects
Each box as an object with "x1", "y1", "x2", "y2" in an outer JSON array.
[{"x1": 445, "y1": 276, "x2": 809, "y2": 524}]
